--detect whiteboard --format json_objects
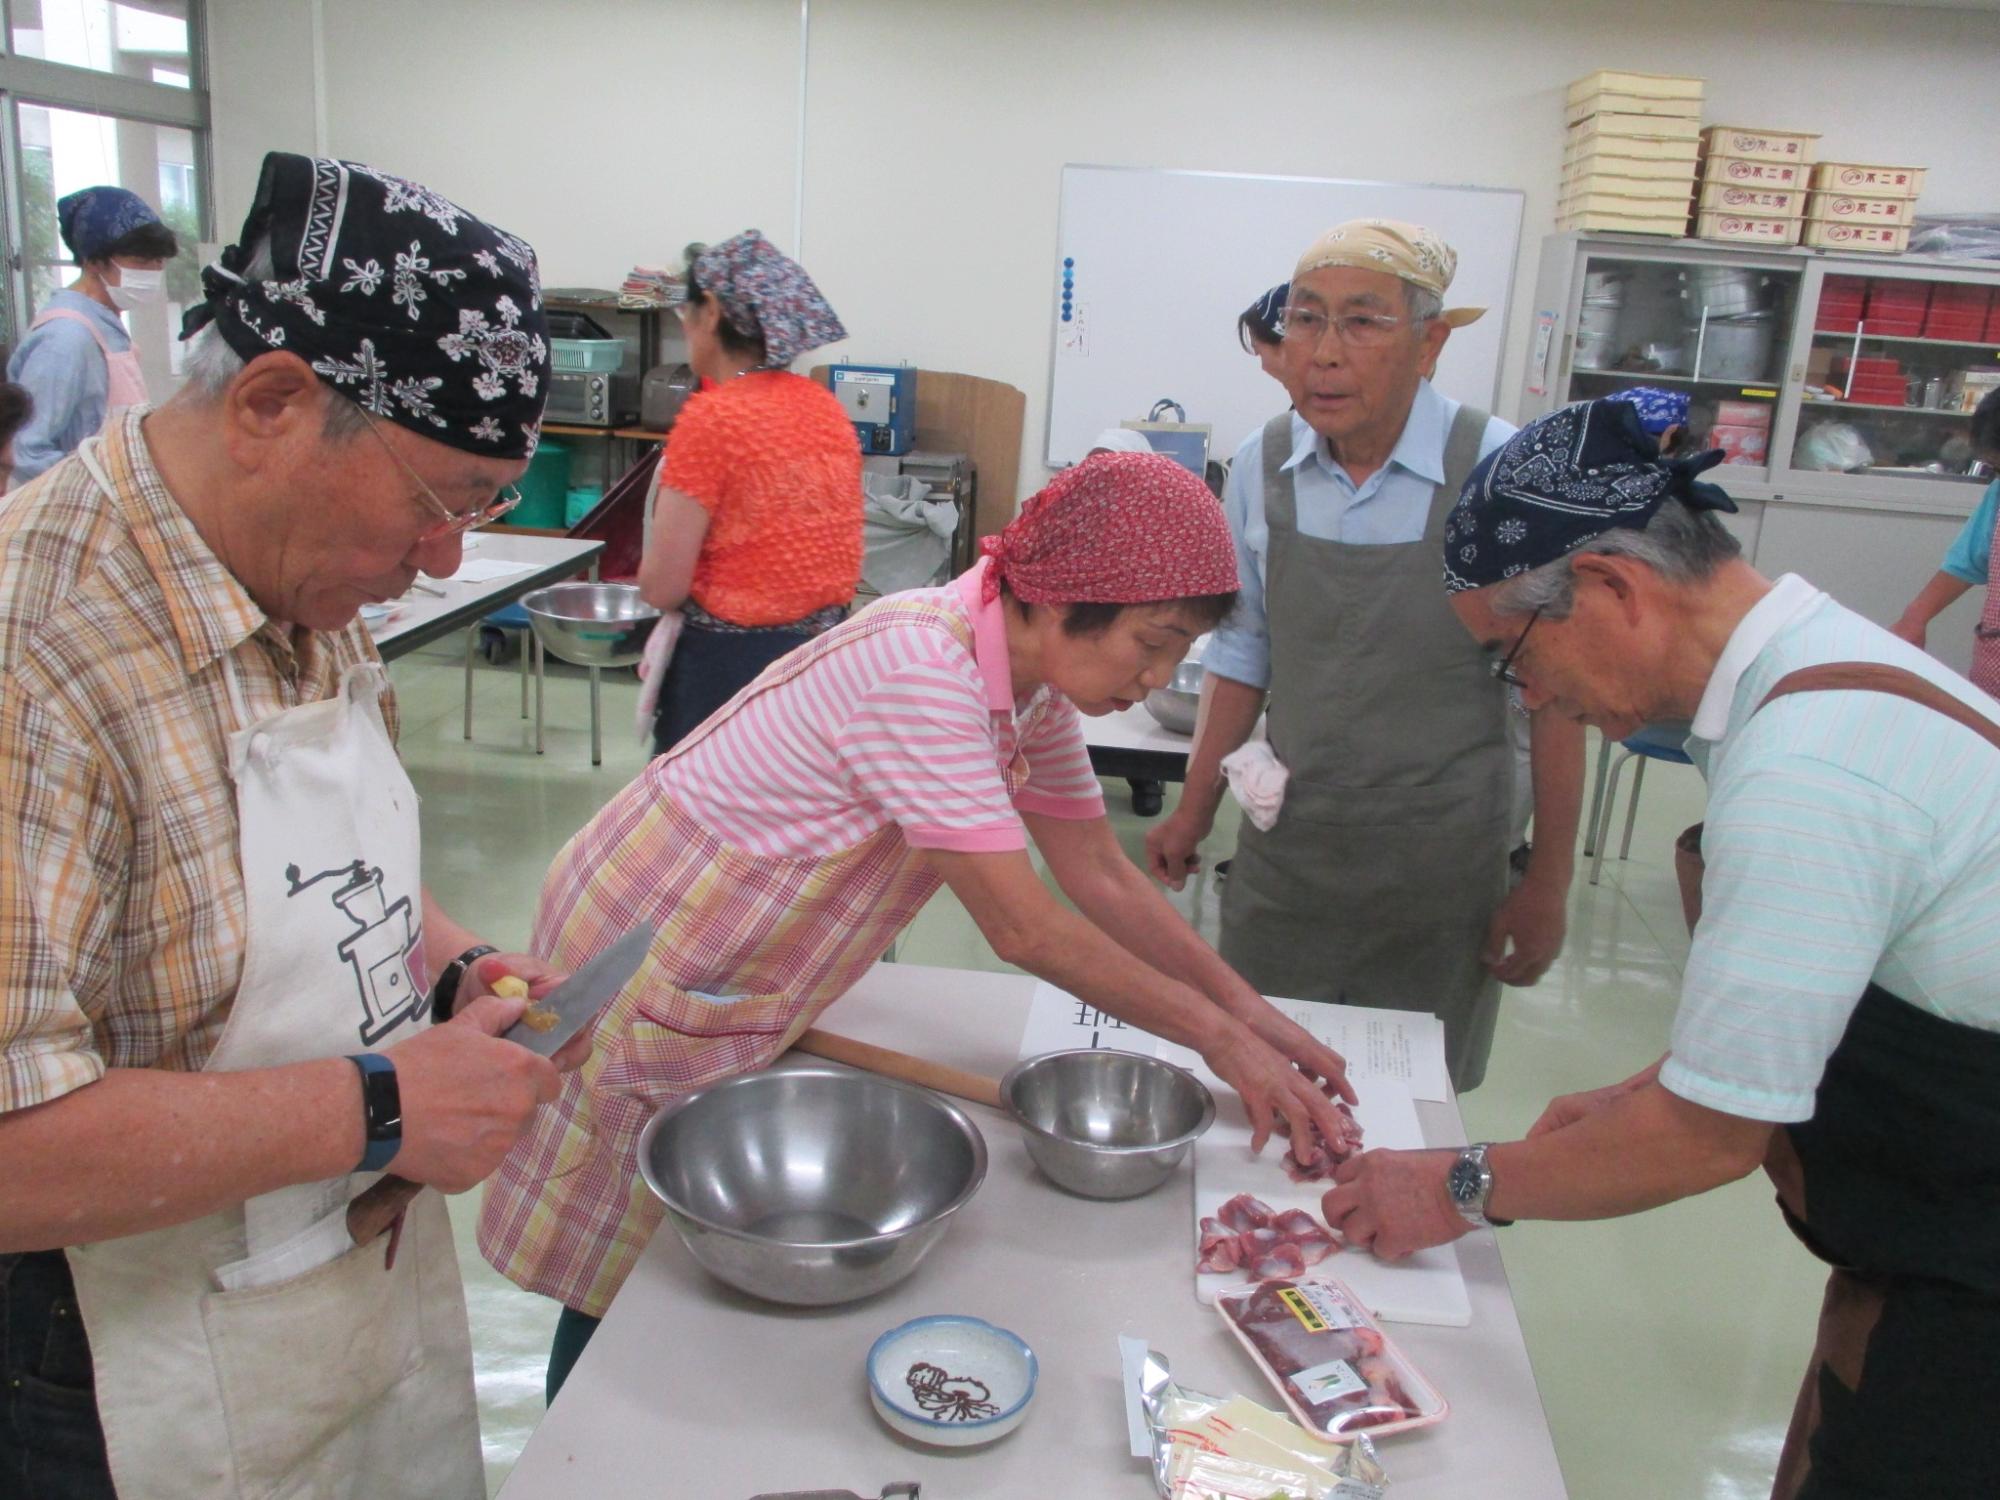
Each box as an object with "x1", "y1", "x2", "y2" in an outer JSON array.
[{"x1": 1047, "y1": 165, "x2": 1525, "y2": 469}]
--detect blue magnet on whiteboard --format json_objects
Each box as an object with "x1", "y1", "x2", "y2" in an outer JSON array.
[
  {"x1": 1062, "y1": 312, "x2": 1072, "y2": 322},
  {"x1": 1063, "y1": 258, "x2": 1074, "y2": 268}
]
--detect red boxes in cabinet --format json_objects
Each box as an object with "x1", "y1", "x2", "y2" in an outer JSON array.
[
  {"x1": 1816, "y1": 274, "x2": 1867, "y2": 333},
  {"x1": 1708, "y1": 424, "x2": 1769, "y2": 465},
  {"x1": 1863, "y1": 280, "x2": 1930, "y2": 336},
  {"x1": 1924, "y1": 285, "x2": 1991, "y2": 342}
]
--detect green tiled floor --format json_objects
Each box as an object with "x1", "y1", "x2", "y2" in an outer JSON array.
[{"x1": 392, "y1": 641, "x2": 1824, "y2": 1499}]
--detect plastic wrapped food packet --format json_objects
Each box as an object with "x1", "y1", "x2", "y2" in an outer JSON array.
[
  {"x1": 1134, "y1": 1345, "x2": 1387, "y2": 1500},
  {"x1": 1168, "y1": 1444, "x2": 1335, "y2": 1499},
  {"x1": 1215, "y1": 1279, "x2": 1445, "y2": 1441}
]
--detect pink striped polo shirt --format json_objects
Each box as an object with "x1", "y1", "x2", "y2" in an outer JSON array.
[{"x1": 656, "y1": 560, "x2": 1105, "y2": 857}]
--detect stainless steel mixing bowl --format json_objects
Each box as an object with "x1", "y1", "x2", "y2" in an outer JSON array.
[
  {"x1": 638, "y1": 1066, "x2": 988, "y2": 1306},
  {"x1": 999, "y1": 1049, "x2": 1215, "y2": 1200},
  {"x1": 520, "y1": 582, "x2": 660, "y2": 669},
  {"x1": 1143, "y1": 657, "x2": 1205, "y2": 735}
]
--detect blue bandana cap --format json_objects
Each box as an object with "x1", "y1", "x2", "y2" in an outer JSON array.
[
  {"x1": 1246, "y1": 281, "x2": 1288, "y2": 329},
  {"x1": 1442, "y1": 398, "x2": 1736, "y2": 595},
  {"x1": 1601, "y1": 385, "x2": 1690, "y2": 435},
  {"x1": 56, "y1": 186, "x2": 164, "y2": 263}
]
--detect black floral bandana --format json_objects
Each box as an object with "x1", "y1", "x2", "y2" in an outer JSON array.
[
  {"x1": 183, "y1": 153, "x2": 549, "y2": 459},
  {"x1": 1443, "y1": 398, "x2": 1737, "y2": 595}
]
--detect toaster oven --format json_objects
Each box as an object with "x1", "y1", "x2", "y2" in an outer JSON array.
[{"x1": 545, "y1": 371, "x2": 637, "y2": 427}]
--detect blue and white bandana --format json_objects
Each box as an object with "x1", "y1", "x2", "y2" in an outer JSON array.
[
  {"x1": 1442, "y1": 398, "x2": 1735, "y2": 594},
  {"x1": 182, "y1": 153, "x2": 549, "y2": 459},
  {"x1": 1245, "y1": 281, "x2": 1288, "y2": 331},
  {"x1": 56, "y1": 186, "x2": 163, "y2": 263},
  {"x1": 1601, "y1": 385, "x2": 1690, "y2": 436}
]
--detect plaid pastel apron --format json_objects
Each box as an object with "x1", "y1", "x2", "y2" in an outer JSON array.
[{"x1": 480, "y1": 590, "x2": 1029, "y2": 1317}]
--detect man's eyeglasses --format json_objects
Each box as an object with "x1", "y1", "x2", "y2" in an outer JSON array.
[
  {"x1": 1490, "y1": 607, "x2": 1543, "y2": 688},
  {"x1": 1278, "y1": 306, "x2": 1410, "y2": 351},
  {"x1": 359, "y1": 408, "x2": 520, "y2": 542}
]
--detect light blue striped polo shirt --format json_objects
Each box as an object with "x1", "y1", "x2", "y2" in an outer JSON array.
[{"x1": 1662, "y1": 574, "x2": 2000, "y2": 1123}]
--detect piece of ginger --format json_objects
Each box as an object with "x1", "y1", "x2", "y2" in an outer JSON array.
[{"x1": 492, "y1": 975, "x2": 530, "y2": 1000}]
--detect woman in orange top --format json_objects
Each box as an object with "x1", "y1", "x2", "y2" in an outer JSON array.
[{"x1": 638, "y1": 230, "x2": 862, "y2": 753}]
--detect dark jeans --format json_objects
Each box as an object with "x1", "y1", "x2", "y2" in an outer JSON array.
[
  {"x1": 650, "y1": 622, "x2": 815, "y2": 757},
  {"x1": 546, "y1": 1304, "x2": 602, "y2": 1405},
  {"x1": 1, "y1": 1250, "x2": 114, "y2": 1500}
]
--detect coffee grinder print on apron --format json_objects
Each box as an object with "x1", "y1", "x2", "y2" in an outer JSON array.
[{"x1": 280, "y1": 857, "x2": 428, "y2": 1046}]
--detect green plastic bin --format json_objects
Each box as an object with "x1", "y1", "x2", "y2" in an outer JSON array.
[{"x1": 512, "y1": 438, "x2": 572, "y2": 528}]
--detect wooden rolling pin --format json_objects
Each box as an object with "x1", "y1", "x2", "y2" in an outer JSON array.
[{"x1": 793, "y1": 1028, "x2": 1004, "y2": 1112}]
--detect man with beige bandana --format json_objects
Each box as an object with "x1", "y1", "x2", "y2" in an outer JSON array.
[{"x1": 1147, "y1": 220, "x2": 1584, "y2": 1090}]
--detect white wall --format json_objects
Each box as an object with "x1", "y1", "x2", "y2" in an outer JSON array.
[{"x1": 208, "y1": 0, "x2": 2000, "y2": 501}]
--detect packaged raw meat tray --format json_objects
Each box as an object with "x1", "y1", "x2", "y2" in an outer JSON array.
[{"x1": 1216, "y1": 1276, "x2": 1447, "y2": 1442}]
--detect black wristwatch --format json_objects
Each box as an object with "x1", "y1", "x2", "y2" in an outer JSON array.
[
  {"x1": 431, "y1": 944, "x2": 498, "y2": 1023},
  {"x1": 347, "y1": 1053, "x2": 402, "y2": 1172},
  {"x1": 1447, "y1": 1142, "x2": 1501, "y2": 1228}
]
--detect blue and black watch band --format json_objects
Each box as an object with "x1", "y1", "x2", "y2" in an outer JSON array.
[{"x1": 346, "y1": 1052, "x2": 403, "y2": 1173}]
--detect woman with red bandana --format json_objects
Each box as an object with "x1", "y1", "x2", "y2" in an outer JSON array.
[{"x1": 483, "y1": 452, "x2": 1359, "y2": 1397}]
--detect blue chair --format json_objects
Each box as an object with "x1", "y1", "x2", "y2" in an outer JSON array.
[{"x1": 1584, "y1": 724, "x2": 1696, "y2": 887}]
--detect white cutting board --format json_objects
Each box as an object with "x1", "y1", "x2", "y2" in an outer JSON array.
[{"x1": 1157, "y1": 1045, "x2": 1472, "y2": 1328}]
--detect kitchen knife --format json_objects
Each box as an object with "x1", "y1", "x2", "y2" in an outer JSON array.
[
  {"x1": 500, "y1": 921, "x2": 655, "y2": 1057},
  {"x1": 347, "y1": 922, "x2": 657, "y2": 1248}
]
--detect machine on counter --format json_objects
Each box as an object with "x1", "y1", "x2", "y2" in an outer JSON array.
[{"x1": 831, "y1": 363, "x2": 918, "y2": 455}]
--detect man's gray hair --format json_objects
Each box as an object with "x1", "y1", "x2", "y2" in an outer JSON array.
[
  {"x1": 177, "y1": 237, "x2": 370, "y2": 441},
  {"x1": 1493, "y1": 499, "x2": 1743, "y2": 619},
  {"x1": 1404, "y1": 284, "x2": 1443, "y2": 326}
]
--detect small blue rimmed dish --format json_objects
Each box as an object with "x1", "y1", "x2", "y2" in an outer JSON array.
[{"x1": 866, "y1": 1315, "x2": 1037, "y2": 1448}]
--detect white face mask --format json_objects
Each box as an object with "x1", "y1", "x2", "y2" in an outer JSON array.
[{"x1": 107, "y1": 266, "x2": 165, "y2": 310}]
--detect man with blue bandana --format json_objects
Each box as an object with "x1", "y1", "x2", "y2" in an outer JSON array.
[{"x1": 1324, "y1": 396, "x2": 2000, "y2": 1500}]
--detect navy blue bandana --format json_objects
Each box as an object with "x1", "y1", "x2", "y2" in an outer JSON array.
[
  {"x1": 57, "y1": 186, "x2": 163, "y2": 262},
  {"x1": 183, "y1": 154, "x2": 549, "y2": 459},
  {"x1": 1442, "y1": 398, "x2": 1736, "y2": 594},
  {"x1": 1601, "y1": 385, "x2": 1689, "y2": 436},
  {"x1": 1247, "y1": 281, "x2": 1288, "y2": 329}
]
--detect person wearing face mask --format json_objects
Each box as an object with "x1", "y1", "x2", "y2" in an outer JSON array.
[{"x1": 4, "y1": 186, "x2": 176, "y2": 488}]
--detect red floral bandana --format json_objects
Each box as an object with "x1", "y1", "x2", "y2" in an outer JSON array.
[{"x1": 981, "y1": 452, "x2": 1239, "y2": 605}]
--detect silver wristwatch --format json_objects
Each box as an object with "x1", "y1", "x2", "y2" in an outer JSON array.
[{"x1": 1446, "y1": 1142, "x2": 1498, "y2": 1228}]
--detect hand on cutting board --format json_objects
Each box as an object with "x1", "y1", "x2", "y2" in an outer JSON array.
[
  {"x1": 383, "y1": 994, "x2": 561, "y2": 1191},
  {"x1": 1320, "y1": 1147, "x2": 1471, "y2": 1262},
  {"x1": 463, "y1": 953, "x2": 593, "y2": 1070},
  {"x1": 1203, "y1": 1025, "x2": 1358, "y2": 1172},
  {"x1": 1226, "y1": 996, "x2": 1356, "y2": 1107}
]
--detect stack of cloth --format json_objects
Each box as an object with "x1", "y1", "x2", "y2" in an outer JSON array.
[
  {"x1": 618, "y1": 264, "x2": 683, "y2": 308},
  {"x1": 1559, "y1": 70, "x2": 1704, "y2": 236},
  {"x1": 1691, "y1": 126, "x2": 1818, "y2": 246}
]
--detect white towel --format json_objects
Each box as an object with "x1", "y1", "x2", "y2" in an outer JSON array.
[
  {"x1": 634, "y1": 609, "x2": 685, "y2": 741},
  {"x1": 1220, "y1": 741, "x2": 1289, "y2": 832}
]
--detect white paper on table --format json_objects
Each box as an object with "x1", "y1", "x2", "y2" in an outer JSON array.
[
  {"x1": 1267, "y1": 997, "x2": 1450, "y2": 1104},
  {"x1": 1017, "y1": 980, "x2": 1161, "y2": 1060},
  {"x1": 447, "y1": 558, "x2": 540, "y2": 584}
]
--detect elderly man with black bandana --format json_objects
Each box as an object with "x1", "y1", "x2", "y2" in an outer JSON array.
[
  {"x1": 1324, "y1": 397, "x2": 2000, "y2": 1500},
  {"x1": 0, "y1": 153, "x2": 575, "y2": 1500}
]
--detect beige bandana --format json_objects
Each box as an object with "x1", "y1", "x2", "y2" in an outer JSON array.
[{"x1": 1293, "y1": 218, "x2": 1485, "y2": 328}]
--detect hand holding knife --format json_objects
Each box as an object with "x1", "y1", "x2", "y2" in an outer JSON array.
[{"x1": 346, "y1": 923, "x2": 656, "y2": 1250}]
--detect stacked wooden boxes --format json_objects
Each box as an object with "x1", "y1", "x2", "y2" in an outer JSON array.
[
  {"x1": 1804, "y1": 162, "x2": 1927, "y2": 254},
  {"x1": 1560, "y1": 71, "x2": 1703, "y2": 235},
  {"x1": 1693, "y1": 126, "x2": 1818, "y2": 246}
]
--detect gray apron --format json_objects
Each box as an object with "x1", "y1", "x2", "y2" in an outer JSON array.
[{"x1": 1219, "y1": 406, "x2": 1511, "y2": 1090}]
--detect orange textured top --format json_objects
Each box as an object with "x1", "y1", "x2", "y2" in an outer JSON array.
[{"x1": 660, "y1": 371, "x2": 863, "y2": 625}]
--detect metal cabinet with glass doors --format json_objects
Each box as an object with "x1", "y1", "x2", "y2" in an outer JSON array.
[{"x1": 1522, "y1": 233, "x2": 2000, "y2": 675}]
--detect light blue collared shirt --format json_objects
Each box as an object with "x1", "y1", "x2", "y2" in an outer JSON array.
[
  {"x1": 1662, "y1": 575, "x2": 2000, "y2": 1123},
  {"x1": 5, "y1": 290, "x2": 130, "y2": 484},
  {"x1": 1204, "y1": 381, "x2": 1514, "y2": 690},
  {"x1": 1940, "y1": 477, "x2": 1999, "y2": 587}
]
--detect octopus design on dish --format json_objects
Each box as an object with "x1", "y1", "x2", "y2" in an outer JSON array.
[{"x1": 904, "y1": 1362, "x2": 1000, "y2": 1422}]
